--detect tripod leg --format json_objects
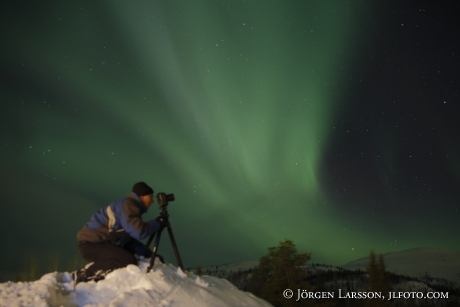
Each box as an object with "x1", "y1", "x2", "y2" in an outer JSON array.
[
  {"x1": 147, "y1": 229, "x2": 163, "y2": 273},
  {"x1": 143, "y1": 231, "x2": 157, "y2": 257},
  {"x1": 166, "y1": 224, "x2": 184, "y2": 270},
  {"x1": 145, "y1": 232, "x2": 156, "y2": 250}
]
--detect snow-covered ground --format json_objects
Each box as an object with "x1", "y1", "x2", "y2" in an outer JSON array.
[
  {"x1": 0, "y1": 258, "x2": 273, "y2": 307},
  {"x1": 3, "y1": 247, "x2": 458, "y2": 307}
]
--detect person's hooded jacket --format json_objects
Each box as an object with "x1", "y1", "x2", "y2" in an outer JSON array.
[{"x1": 77, "y1": 193, "x2": 160, "y2": 248}]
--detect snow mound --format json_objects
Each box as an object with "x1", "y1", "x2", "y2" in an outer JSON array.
[{"x1": 0, "y1": 259, "x2": 272, "y2": 307}]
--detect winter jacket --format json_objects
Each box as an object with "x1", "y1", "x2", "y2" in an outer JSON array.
[{"x1": 77, "y1": 193, "x2": 160, "y2": 246}]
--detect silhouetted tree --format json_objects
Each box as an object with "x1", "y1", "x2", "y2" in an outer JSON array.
[
  {"x1": 366, "y1": 250, "x2": 391, "y2": 307},
  {"x1": 248, "y1": 239, "x2": 312, "y2": 307},
  {"x1": 196, "y1": 264, "x2": 203, "y2": 276}
]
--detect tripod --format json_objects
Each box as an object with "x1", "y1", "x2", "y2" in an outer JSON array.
[{"x1": 145, "y1": 196, "x2": 184, "y2": 273}]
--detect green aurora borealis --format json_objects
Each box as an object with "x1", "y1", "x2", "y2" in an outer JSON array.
[{"x1": 1, "y1": 1, "x2": 459, "y2": 275}]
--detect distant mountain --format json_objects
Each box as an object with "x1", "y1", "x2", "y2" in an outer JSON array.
[
  {"x1": 199, "y1": 247, "x2": 460, "y2": 285},
  {"x1": 341, "y1": 247, "x2": 460, "y2": 285}
]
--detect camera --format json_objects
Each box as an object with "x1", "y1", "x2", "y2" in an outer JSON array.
[{"x1": 157, "y1": 192, "x2": 175, "y2": 208}]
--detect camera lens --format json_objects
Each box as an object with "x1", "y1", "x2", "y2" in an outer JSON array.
[{"x1": 166, "y1": 193, "x2": 175, "y2": 202}]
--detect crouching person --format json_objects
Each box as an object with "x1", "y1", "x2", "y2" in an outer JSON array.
[{"x1": 74, "y1": 181, "x2": 167, "y2": 283}]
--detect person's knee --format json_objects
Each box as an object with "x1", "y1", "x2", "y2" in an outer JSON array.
[{"x1": 115, "y1": 252, "x2": 137, "y2": 268}]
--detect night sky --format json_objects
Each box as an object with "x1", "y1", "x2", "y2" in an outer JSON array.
[{"x1": 1, "y1": 1, "x2": 459, "y2": 275}]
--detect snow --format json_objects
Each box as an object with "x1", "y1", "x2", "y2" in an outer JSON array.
[{"x1": 0, "y1": 258, "x2": 273, "y2": 307}]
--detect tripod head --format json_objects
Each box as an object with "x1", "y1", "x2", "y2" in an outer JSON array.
[{"x1": 157, "y1": 192, "x2": 174, "y2": 217}]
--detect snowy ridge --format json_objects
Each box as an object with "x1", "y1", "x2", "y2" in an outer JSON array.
[
  {"x1": 0, "y1": 258, "x2": 273, "y2": 307},
  {"x1": 199, "y1": 260, "x2": 259, "y2": 275},
  {"x1": 341, "y1": 247, "x2": 460, "y2": 285},
  {"x1": 198, "y1": 247, "x2": 460, "y2": 286}
]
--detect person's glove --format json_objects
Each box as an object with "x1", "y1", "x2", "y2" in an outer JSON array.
[
  {"x1": 133, "y1": 243, "x2": 152, "y2": 258},
  {"x1": 155, "y1": 215, "x2": 169, "y2": 229},
  {"x1": 142, "y1": 247, "x2": 153, "y2": 258}
]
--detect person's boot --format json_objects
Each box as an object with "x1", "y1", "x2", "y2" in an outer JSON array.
[{"x1": 72, "y1": 269, "x2": 88, "y2": 285}]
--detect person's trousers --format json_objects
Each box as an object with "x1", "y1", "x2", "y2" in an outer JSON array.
[{"x1": 78, "y1": 241, "x2": 137, "y2": 278}]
